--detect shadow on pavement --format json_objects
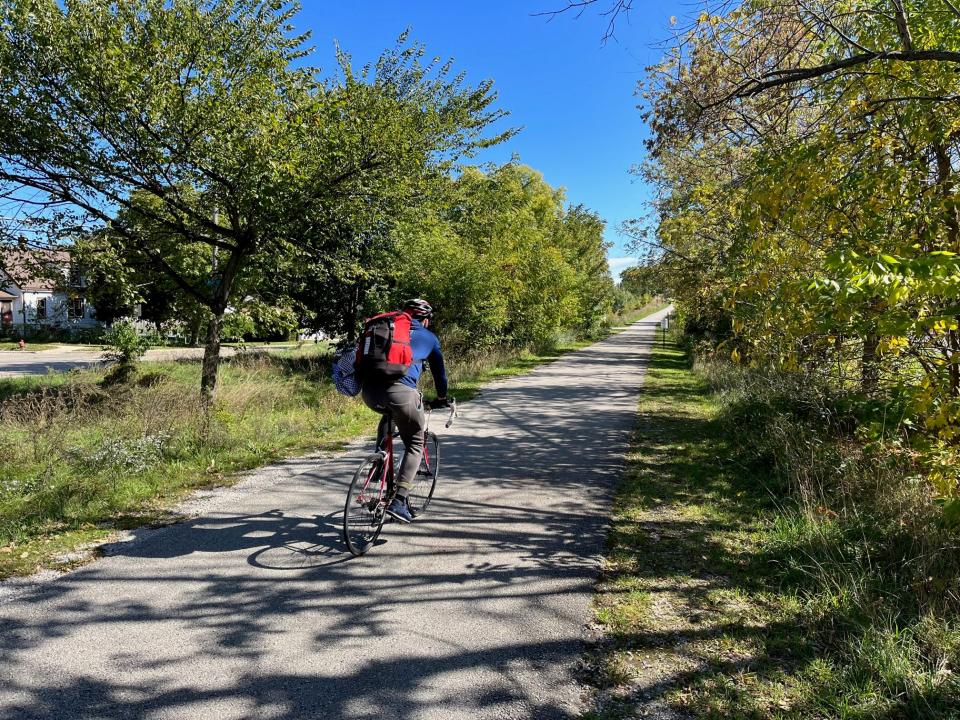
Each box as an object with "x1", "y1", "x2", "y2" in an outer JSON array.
[{"x1": 0, "y1": 318, "x2": 668, "y2": 720}]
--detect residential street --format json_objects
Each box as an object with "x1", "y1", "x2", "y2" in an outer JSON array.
[
  {"x1": 0, "y1": 309, "x2": 670, "y2": 720},
  {"x1": 0, "y1": 345, "x2": 302, "y2": 377},
  {"x1": 0, "y1": 347, "x2": 103, "y2": 377}
]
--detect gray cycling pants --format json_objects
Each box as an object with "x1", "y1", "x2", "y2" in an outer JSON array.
[{"x1": 361, "y1": 382, "x2": 425, "y2": 493}]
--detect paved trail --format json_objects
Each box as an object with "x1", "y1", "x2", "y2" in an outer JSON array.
[{"x1": 0, "y1": 309, "x2": 670, "y2": 720}]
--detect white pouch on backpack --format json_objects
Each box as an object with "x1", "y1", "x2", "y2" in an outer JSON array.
[{"x1": 332, "y1": 346, "x2": 362, "y2": 397}]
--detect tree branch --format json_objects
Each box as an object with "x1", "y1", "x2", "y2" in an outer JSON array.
[
  {"x1": 943, "y1": 0, "x2": 960, "y2": 21},
  {"x1": 718, "y1": 49, "x2": 960, "y2": 105},
  {"x1": 797, "y1": 0, "x2": 875, "y2": 54},
  {"x1": 532, "y1": 0, "x2": 633, "y2": 42},
  {"x1": 890, "y1": 0, "x2": 914, "y2": 52}
]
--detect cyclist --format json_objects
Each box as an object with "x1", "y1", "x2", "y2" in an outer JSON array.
[{"x1": 360, "y1": 298, "x2": 448, "y2": 523}]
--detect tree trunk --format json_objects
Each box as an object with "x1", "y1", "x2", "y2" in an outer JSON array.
[
  {"x1": 951, "y1": 326, "x2": 960, "y2": 399},
  {"x1": 197, "y1": 226, "x2": 247, "y2": 405},
  {"x1": 834, "y1": 332, "x2": 845, "y2": 389},
  {"x1": 200, "y1": 313, "x2": 222, "y2": 406},
  {"x1": 861, "y1": 332, "x2": 879, "y2": 396},
  {"x1": 345, "y1": 281, "x2": 363, "y2": 342},
  {"x1": 933, "y1": 143, "x2": 959, "y2": 250}
]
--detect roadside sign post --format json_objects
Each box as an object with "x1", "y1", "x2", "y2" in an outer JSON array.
[{"x1": 661, "y1": 313, "x2": 670, "y2": 348}]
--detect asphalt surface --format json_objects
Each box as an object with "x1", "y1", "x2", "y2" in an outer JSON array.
[
  {"x1": 0, "y1": 308, "x2": 671, "y2": 720},
  {"x1": 0, "y1": 347, "x2": 104, "y2": 376},
  {"x1": 0, "y1": 345, "x2": 302, "y2": 377}
]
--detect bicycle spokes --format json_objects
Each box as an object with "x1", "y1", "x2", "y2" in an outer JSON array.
[
  {"x1": 344, "y1": 419, "x2": 443, "y2": 556},
  {"x1": 344, "y1": 454, "x2": 391, "y2": 555}
]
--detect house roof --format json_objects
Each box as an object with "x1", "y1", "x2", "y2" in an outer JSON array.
[
  {"x1": 0, "y1": 248, "x2": 70, "y2": 292},
  {"x1": 0, "y1": 290, "x2": 15, "y2": 302}
]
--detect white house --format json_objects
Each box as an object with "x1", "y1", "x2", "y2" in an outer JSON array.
[{"x1": 0, "y1": 249, "x2": 99, "y2": 332}]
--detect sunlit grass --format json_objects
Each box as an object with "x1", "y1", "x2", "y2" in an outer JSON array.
[
  {"x1": 0, "y1": 342, "x2": 65, "y2": 351},
  {"x1": 585, "y1": 343, "x2": 960, "y2": 719},
  {"x1": 0, "y1": 352, "x2": 376, "y2": 578}
]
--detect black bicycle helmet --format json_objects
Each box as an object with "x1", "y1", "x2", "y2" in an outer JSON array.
[{"x1": 403, "y1": 298, "x2": 433, "y2": 319}]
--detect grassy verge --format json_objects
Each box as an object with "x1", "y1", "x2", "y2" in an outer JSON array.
[
  {"x1": 0, "y1": 342, "x2": 65, "y2": 352},
  {"x1": 607, "y1": 298, "x2": 670, "y2": 329},
  {"x1": 585, "y1": 344, "x2": 960, "y2": 719},
  {"x1": 0, "y1": 350, "x2": 374, "y2": 578}
]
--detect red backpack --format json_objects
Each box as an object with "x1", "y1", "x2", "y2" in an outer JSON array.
[{"x1": 354, "y1": 311, "x2": 414, "y2": 381}]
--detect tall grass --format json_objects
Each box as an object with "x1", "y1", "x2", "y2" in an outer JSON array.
[
  {"x1": 587, "y1": 341, "x2": 960, "y2": 718},
  {"x1": 0, "y1": 350, "x2": 375, "y2": 575},
  {"x1": 699, "y1": 355, "x2": 960, "y2": 715}
]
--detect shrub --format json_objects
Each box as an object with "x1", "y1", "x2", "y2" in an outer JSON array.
[
  {"x1": 2, "y1": 324, "x2": 105, "y2": 344},
  {"x1": 102, "y1": 319, "x2": 157, "y2": 366},
  {"x1": 68, "y1": 433, "x2": 170, "y2": 476},
  {"x1": 702, "y1": 353, "x2": 960, "y2": 613},
  {"x1": 692, "y1": 351, "x2": 960, "y2": 715},
  {"x1": 221, "y1": 311, "x2": 255, "y2": 342}
]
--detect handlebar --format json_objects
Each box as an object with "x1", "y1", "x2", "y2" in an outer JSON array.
[{"x1": 426, "y1": 397, "x2": 458, "y2": 428}]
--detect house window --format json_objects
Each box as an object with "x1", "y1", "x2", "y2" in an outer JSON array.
[
  {"x1": 36, "y1": 297, "x2": 47, "y2": 319},
  {"x1": 68, "y1": 297, "x2": 85, "y2": 320},
  {"x1": 68, "y1": 265, "x2": 82, "y2": 288}
]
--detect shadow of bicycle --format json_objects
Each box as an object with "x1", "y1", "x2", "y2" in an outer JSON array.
[{"x1": 102, "y1": 507, "x2": 358, "y2": 570}]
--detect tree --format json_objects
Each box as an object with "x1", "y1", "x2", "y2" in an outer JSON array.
[
  {"x1": 73, "y1": 193, "x2": 213, "y2": 334},
  {"x1": 557, "y1": 204, "x2": 614, "y2": 337},
  {"x1": 281, "y1": 203, "x2": 399, "y2": 342},
  {"x1": 0, "y1": 1, "x2": 511, "y2": 403},
  {"x1": 1, "y1": 0, "x2": 312, "y2": 400},
  {"x1": 620, "y1": 261, "x2": 662, "y2": 299},
  {"x1": 640, "y1": 0, "x2": 960, "y2": 493},
  {"x1": 392, "y1": 163, "x2": 613, "y2": 352},
  {"x1": 280, "y1": 40, "x2": 518, "y2": 342}
]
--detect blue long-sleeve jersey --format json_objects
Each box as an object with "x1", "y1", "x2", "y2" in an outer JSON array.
[{"x1": 399, "y1": 319, "x2": 448, "y2": 397}]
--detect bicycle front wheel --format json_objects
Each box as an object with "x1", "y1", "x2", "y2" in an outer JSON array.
[
  {"x1": 408, "y1": 431, "x2": 439, "y2": 517},
  {"x1": 343, "y1": 453, "x2": 388, "y2": 556}
]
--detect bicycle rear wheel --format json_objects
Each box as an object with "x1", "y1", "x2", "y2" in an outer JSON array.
[
  {"x1": 407, "y1": 431, "x2": 439, "y2": 517},
  {"x1": 343, "y1": 453, "x2": 388, "y2": 556}
]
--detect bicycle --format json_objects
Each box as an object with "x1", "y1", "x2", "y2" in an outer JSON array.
[{"x1": 343, "y1": 398, "x2": 457, "y2": 556}]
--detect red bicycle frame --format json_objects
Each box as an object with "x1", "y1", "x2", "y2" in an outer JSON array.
[{"x1": 355, "y1": 415, "x2": 435, "y2": 506}]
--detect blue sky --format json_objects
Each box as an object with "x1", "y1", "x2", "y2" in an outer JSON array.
[{"x1": 297, "y1": 2, "x2": 683, "y2": 277}]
